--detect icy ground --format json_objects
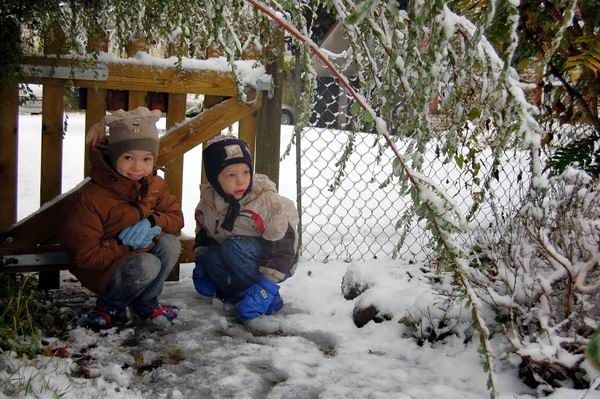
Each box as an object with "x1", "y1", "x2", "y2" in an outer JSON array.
[{"x1": 2, "y1": 259, "x2": 599, "y2": 399}]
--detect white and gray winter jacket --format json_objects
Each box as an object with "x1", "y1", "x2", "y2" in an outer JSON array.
[{"x1": 194, "y1": 173, "x2": 299, "y2": 282}]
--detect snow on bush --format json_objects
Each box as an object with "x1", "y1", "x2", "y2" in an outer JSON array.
[
  {"x1": 469, "y1": 167, "x2": 600, "y2": 393},
  {"x1": 341, "y1": 261, "x2": 470, "y2": 345}
]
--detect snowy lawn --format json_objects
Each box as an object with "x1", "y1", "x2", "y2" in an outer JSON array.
[{"x1": 1, "y1": 112, "x2": 598, "y2": 399}]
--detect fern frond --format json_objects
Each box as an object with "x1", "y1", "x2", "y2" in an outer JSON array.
[
  {"x1": 546, "y1": 133, "x2": 600, "y2": 177},
  {"x1": 564, "y1": 36, "x2": 600, "y2": 79}
]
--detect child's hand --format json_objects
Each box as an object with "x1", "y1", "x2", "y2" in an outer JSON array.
[{"x1": 119, "y1": 219, "x2": 154, "y2": 248}]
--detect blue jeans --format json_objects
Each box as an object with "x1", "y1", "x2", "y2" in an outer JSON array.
[
  {"x1": 97, "y1": 234, "x2": 181, "y2": 317},
  {"x1": 201, "y1": 236, "x2": 264, "y2": 303}
]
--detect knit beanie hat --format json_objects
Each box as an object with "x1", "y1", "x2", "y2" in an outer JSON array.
[
  {"x1": 203, "y1": 135, "x2": 253, "y2": 231},
  {"x1": 105, "y1": 107, "x2": 161, "y2": 166},
  {"x1": 203, "y1": 135, "x2": 253, "y2": 195}
]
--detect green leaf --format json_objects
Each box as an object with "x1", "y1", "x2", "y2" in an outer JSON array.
[
  {"x1": 410, "y1": 186, "x2": 420, "y2": 205},
  {"x1": 392, "y1": 157, "x2": 404, "y2": 177},
  {"x1": 516, "y1": 58, "x2": 530, "y2": 71},
  {"x1": 468, "y1": 107, "x2": 481, "y2": 120},
  {"x1": 345, "y1": 12, "x2": 359, "y2": 25},
  {"x1": 455, "y1": 154, "x2": 464, "y2": 169},
  {"x1": 363, "y1": 110, "x2": 374, "y2": 124}
]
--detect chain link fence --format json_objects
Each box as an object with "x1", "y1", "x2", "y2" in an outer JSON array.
[{"x1": 296, "y1": 77, "x2": 593, "y2": 262}]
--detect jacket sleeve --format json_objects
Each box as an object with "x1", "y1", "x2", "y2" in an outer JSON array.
[
  {"x1": 62, "y1": 195, "x2": 131, "y2": 271},
  {"x1": 148, "y1": 180, "x2": 184, "y2": 234},
  {"x1": 193, "y1": 205, "x2": 218, "y2": 256},
  {"x1": 259, "y1": 196, "x2": 299, "y2": 283}
]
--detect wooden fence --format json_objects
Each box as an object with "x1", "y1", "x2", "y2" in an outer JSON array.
[{"x1": 0, "y1": 40, "x2": 284, "y2": 288}]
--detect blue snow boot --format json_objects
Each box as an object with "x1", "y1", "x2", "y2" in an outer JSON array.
[{"x1": 237, "y1": 276, "x2": 284, "y2": 320}]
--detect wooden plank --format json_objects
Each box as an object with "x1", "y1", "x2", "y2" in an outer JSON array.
[
  {"x1": 0, "y1": 238, "x2": 195, "y2": 271},
  {"x1": 84, "y1": 88, "x2": 106, "y2": 176},
  {"x1": 164, "y1": 93, "x2": 186, "y2": 281},
  {"x1": 0, "y1": 192, "x2": 69, "y2": 246},
  {"x1": 255, "y1": 28, "x2": 284, "y2": 186},
  {"x1": 239, "y1": 113, "x2": 257, "y2": 161},
  {"x1": 2, "y1": 264, "x2": 68, "y2": 274},
  {"x1": 40, "y1": 82, "x2": 64, "y2": 205},
  {"x1": 128, "y1": 91, "x2": 147, "y2": 110},
  {"x1": 203, "y1": 95, "x2": 226, "y2": 108},
  {"x1": 179, "y1": 237, "x2": 196, "y2": 263},
  {"x1": 125, "y1": 38, "x2": 149, "y2": 112},
  {"x1": 201, "y1": 95, "x2": 228, "y2": 184},
  {"x1": 0, "y1": 83, "x2": 19, "y2": 231},
  {"x1": 164, "y1": 93, "x2": 186, "y2": 198},
  {"x1": 156, "y1": 93, "x2": 261, "y2": 167},
  {"x1": 21, "y1": 56, "x2": 238, "y2": 96},
  {"x1": 40, "y1": 25, "x2": 65, "y2": 289}
]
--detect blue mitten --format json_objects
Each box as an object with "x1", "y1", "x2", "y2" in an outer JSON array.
[
  {"x1": 237, "y1": 276, "x2": 284, "y2": 320},
  {"x1": 193, "y1": 256, "x2": 217, "y2": 297},
  {"x1": 119, "y1": 218, "x2": 151, "y2": 248},
  {"x1": 135, "y1": 226, "x2": 161, "y2": 249}
]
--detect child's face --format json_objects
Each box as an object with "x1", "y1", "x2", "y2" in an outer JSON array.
[
  {"x1": 115, "y1": 150, "x2": 155, "y2": 181},
  {"x1": 217, "y1": 163, "x2": 251, "y2": 200}
]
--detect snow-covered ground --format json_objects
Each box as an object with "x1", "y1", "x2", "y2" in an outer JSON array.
[{"x1": 1, "y1": 112, "x2": 598, "y2": 399}]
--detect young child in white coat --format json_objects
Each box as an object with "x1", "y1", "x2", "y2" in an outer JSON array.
[{"x1": 192, "y1": 135, "x2": 299, "y2": 319}]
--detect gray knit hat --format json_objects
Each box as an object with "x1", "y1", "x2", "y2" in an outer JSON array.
[{"x1": 105, "y1": 107, "x2": 161, "y2": 165}]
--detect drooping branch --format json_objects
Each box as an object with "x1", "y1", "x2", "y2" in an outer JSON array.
[{"x1": 244, "y1": 1, "x2": 498, "y2": 397}]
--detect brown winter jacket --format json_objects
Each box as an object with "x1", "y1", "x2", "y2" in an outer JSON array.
[{"x1": 62, "y1": 141, "x2": 184, "y2": 294}]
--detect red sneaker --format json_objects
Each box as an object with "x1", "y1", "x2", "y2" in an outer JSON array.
[
  {"x1": 83, "y1": 306, "x2": 128, "y2": 331},
  {"x1": 147, "y1": 305, "x2": 178, "y2": 321}
]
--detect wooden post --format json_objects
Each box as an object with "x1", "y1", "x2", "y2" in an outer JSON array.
[
  {"x1": 40, "y1": 83, "x2": 64, "y2": 204},
  {"x1": 200, "y1": 95, "x2": 227, "y2": 184},
  {"x1": 255, "y1": 26, "x2": 284, "y2": 186},
  {"x1": 165, "y1": 92, "x2": 186, "y2": 280},
  {"x1": 84, "y1": 88, "x2": 106, "y2": 175},
  {"x1": 164, "y1": 93, "x2": 186, "y2": 197},
  {"x1": 83, "y1": 28, "x2": 108, "y2": 176},
  {"x1": 0, "y1": 83, "x2": 19, "y2": 232},
  {"x1": 199, "y1": 47, "x2": 226, "y2": 184},
  {"x1": 164, "y1": 42, "x2": 187, "y2": 201},
  {"x1": 127, "y1": 35, "x2": 148, "y2": 110},
  {"x1": 240, "y1": 44, "x2": 259, "y2": 160},
  {"x1": 239, "y1": 113, "x2": 257, "y2": 161},
  {"x1": 40, "y1": 25, "x2": 65, "y2": 289},
  {"x1": 128, "y1": 91, "x2": 147, "y2": 110}
]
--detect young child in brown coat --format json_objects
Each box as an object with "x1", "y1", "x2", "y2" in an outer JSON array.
[{"x1": 62, "y1": 107, "x2": 184, "y2": 330}]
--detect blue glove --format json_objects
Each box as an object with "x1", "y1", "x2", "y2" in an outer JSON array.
[
  {"x1": 237, "y1": 276, "x2": 284, "y2": 320},
  {"x1": 119, "y1": 218, "x2": 153, "y2": 248},
  {"x1": 193, "y1": 256, "x2": 217, "y2": 297}
]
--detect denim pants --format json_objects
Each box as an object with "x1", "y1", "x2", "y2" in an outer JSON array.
[
  {"x1": 97, "y1": 234, "x2": 181, "y2": 317},
  {"x1": 201, "y1": 236, "x2": 265, "y2": 303}
]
